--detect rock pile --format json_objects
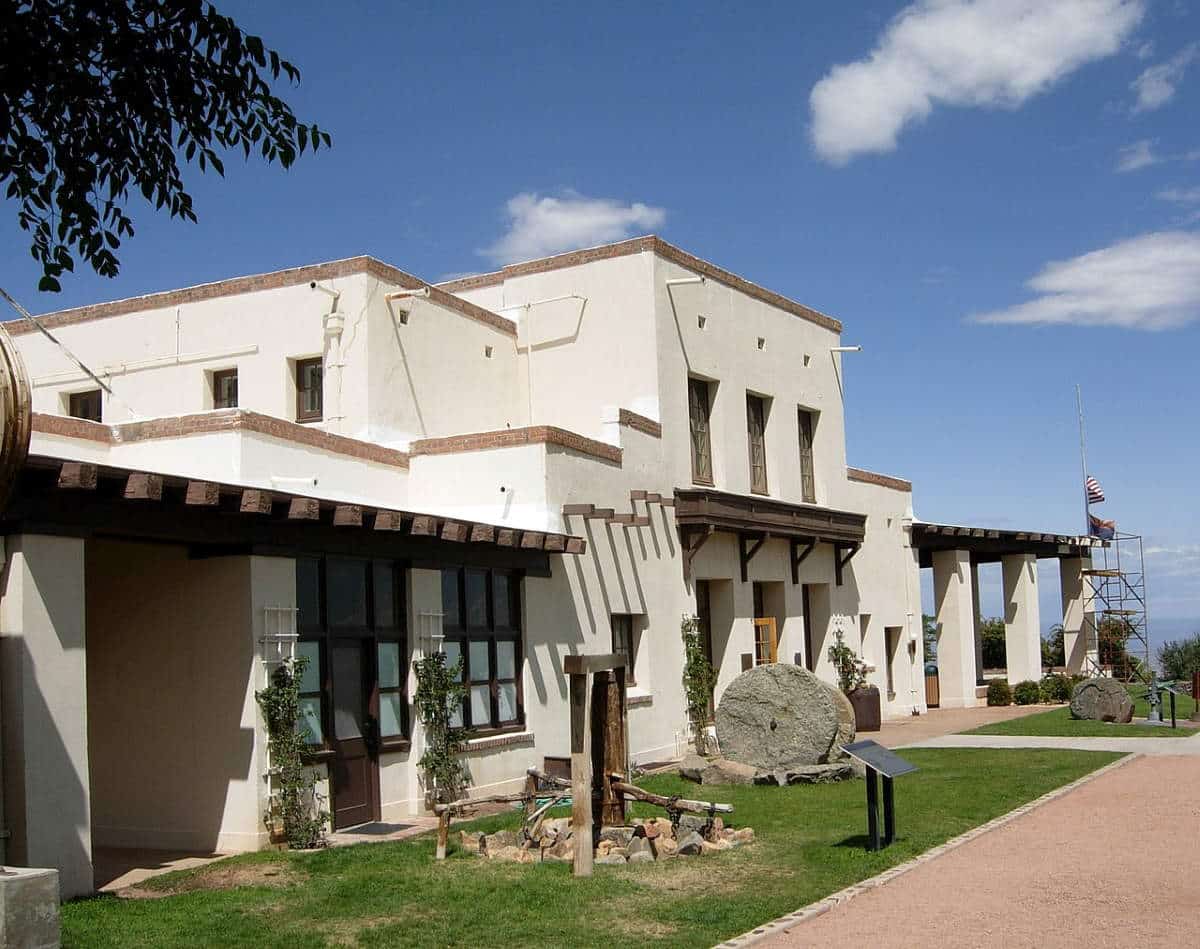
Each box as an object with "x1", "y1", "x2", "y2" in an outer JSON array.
[
  {"x1": 679, "y1": 753, "x2": 852, "y2": 786},
  {"x1": 462, "y1": 814, "x2": 755, "y2": 864}
]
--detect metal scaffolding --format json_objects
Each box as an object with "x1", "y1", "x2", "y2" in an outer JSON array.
[{"x1": 1081, "y1": 531, "x2": 1150, "y2": 683}]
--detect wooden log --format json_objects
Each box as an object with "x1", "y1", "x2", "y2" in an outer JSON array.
[
  {"x1": 523, "y1": 772, "x2": 539, "y2": 820},
  {"x1": 435, "y1": 808, "x2": 451, "y2": 861},
  {"x1": 287, "y1": 497, "x2": 320, "y2": 520},
  {"x1": 374, "y1": 510, "x2": 404, "y2": 531},
  {"x1": 58, "y1": 462, "x2": 97, "y2": 490},
  {"x1": 185, "y1": 480, "x2": 220, "y2": 506},
  {"x1": 470, "y1": 524, "x2": 495, "y2": 543},
  {"x1": 565, "y1": 537, "x2": 587, "y2": 555},
  {"x1": 526, "y1": 767, "x2": 572, "y2": 790},
  {"x1": 441, "y1": 520, "x2": 468, "y2": 542},
  {"x1": 124, "y1": 472, "x2": 162, "y2": 500},
  {"x1": 240, "y1": 489, "x2": 273, "y2": 514},
  {"x1": 599, "y1": 667, "x2": 627, "y2": 826},
  {"x1": 520, "y1": 532, "x2": 545, "y2": 550},
  {"x1": 544, "y1": 534, "x2": 566, "y2": 552},
  {"x1": 608, "y1": 780, "x2": 734, "y2": 815},
  {"x1": 410, "y1": 515, "x2": 437, "y2": 536},
  {"x1": 333, "y1": 504, "x2": 363, "y2": 527},
  {"x1": 525, "y1": 792, "x2": 570, "y2": 839},
  {"x1": 496, "y1": 529, "x2": 518, "y2": 547},
  {"x1": 432, "y1": 790, "x2": 532, "y2": 815},
  {"x1": 570, "y1": 670, "x2": 594, "y2": 877}
]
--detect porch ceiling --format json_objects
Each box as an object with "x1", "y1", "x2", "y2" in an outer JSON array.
[
  {"x1": 1, "y1": 455, "x2": 585, "y2": 574},
  {"x1": 911, "y1": 521, "x2": 1106, "y2": 568}
]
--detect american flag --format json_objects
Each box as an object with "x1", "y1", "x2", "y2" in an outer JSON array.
[{"x1": 1086, "y1": 475, "x2": 1105, "y2": 505}]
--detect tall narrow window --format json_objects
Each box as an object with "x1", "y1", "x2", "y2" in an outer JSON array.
[
  {"x1": 68, "y1": 389, "x2": 102, "y2": 422},
  {"x1": 797, "y1": 408, "x2": 816, "y2": 503},
  {"x1": 688, "y1": 377, "x2": 713, "y2": 485},
  {"x1": 295, "y1": 357, "x2": 323, "y2": 422},
  {"x1": 611, "y1": 614, "x2": 638, "y2": 686},
  {"x1": 746, "y1": 393, "x2": 768, "y2": 495},
  {"x1": 212, "y1": 368, "x2": 238, "y2": 409}
]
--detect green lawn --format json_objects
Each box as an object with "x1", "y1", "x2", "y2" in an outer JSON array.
[
  {"x1": 965, "y1": 705, "x2": 1198, "y2": 738},
  {"x1": 63, "y1": 749, "x2": 1121, "y2": 949},
  {"x1": 1127, "y1": 682, "x2": 1196, "y2": 720}
]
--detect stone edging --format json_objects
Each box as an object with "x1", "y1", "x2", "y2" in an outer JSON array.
[{"x1": 717, "y1": 752, "x2": 1137, "y2": 948}]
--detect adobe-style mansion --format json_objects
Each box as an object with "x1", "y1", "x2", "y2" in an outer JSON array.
[{"x1": 0, "y1": 236, "x2": 1104, "y2": 896}]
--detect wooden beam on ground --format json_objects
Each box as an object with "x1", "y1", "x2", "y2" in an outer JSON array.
[
  {"x1": 374, "y1": 510, "x2": 404, "y2": 531},
  {"x1": 184, "y1": 481, "x2": 220, "y2": 506},
  {"x1": 333, "y1": 504, "x2": 363, "y2": 528},
  {"x1": 440, "y1": 520, "x2": 468, "y2": 542},
  {"x1": 58, "y1": 462, "x2": 97, "y2": 490},
  {"x1": 240, "y1": 489, "x2": 272, "y2": 514},
  {"x1": 287, "y1": 497, "x2": 320, "y2": 520},
  {"x1": 608, "y1": 780, "x2": 733, "y2": 815},
  {"x1": 469, "y1": 524, "x2": 495, "y2": 543},
  {"x1": 410, "y1": 515, "x2": 437, "y2": 536},
  {"x1": 123, "y1": 472, "x2": 162, "y2": 501}
]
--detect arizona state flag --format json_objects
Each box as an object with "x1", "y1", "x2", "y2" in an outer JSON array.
[{"x1": 1088, "y1": 514, "x2": 1116, "y2": 540}]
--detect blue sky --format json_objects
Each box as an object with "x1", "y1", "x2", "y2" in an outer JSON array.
[{"x1": 2, "y1": 1, "x2": 1197, "y2": 638}]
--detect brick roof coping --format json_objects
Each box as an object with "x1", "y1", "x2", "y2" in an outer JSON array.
[
  {"x1": 6, "y1": 256, "x2": 516, "y2": 338},
  {"x1": 33, "y1": 409, "x2": 411, "y2": 468},
  {"x1": 410, "y1": 426, "x2": 622, "y2": 465},
  {"x1": 437, "y1": 235, "x2": 843, "y2": 334},
  {"x1": 846, "y1": 466, "x2": 913, "y2": 493}
]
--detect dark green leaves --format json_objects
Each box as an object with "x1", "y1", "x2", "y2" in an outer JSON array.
[{"x1": 0, "y1": 0, "x2": 333, "y2": 291}]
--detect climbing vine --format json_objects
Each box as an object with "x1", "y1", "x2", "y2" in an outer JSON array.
[
  {"x1": 681, "y1": 613, "x2": 717, "y2": 755},
  {"x1": 413, "y1": 651, "x2": 470, "y2": 805},
  {"x1": 255, "y1": 655, "x2": 329, "y2": 849},
  {"x1": 827, "y1": 628, "x2": 868, "y2": 695}
]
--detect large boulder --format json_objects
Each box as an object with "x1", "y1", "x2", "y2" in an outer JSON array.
[
  {"x1": 716, "y1": 663, "x2": 841, "y2": 771},
  {"x1": 819, "y1": 680, "x2": 857, "y2": 759},
  {"x1": 1070, "y1": 677, "x2": 1134, "y2": 723}
]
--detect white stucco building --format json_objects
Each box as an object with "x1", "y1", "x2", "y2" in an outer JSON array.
[{"x1": 0, "y1": 236, "x2": 1105, "y2": 898}]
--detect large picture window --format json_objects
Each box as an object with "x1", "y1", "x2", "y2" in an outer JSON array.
[
  {"x1": 296, "y1": 557, "x2": 408, "y2": 750},
  {"x1": 441, "y1": 567, "x2": 523, "y2": 733}
]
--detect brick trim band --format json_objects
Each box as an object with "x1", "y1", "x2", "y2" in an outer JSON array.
[
  {"x1": 7, "y1": 256, "x2": 516, "y2": 339},
  {"x1": 32, "y1": 410, "x2": 411, "y2": 468},
  {"x1": 617, "y1": 409, "x2": 663, "y2": 439},
  {"x1": 440, "y1": 236, "x2": 842, "y2": 333},
  {"x1": 410, "y1": 426, "x2": 622, "y2": 464},
  {"x1": 847, "y1": 466, "x2": 912, "y2": 493}
]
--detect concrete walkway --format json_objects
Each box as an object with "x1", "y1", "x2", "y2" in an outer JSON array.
[
  {"x1": 875, "y1": 705, "x2": 1048, "y2": 748},
  {"x1": 906, "y1": 731, "x2": 1200, "y2": 756},
  {"x1": 763, "y1": 754, "x2": 1200, "y2": 948}
]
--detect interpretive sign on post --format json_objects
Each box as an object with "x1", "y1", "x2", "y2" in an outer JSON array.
[{"x1": 841, "y1": 740, "x2": 918, "y2": 852}]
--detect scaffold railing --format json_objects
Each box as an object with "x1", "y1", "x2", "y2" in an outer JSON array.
[{"x1": 1081, "y1": 531, "x2": 1150, "y2": 684}]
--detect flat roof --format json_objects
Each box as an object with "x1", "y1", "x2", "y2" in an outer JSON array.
[{"x1": 911, "y1": 520, "x2": 1107, "y2": 567}]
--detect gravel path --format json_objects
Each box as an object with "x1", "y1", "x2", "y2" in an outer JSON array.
[{"x1": 762, "y1": 755, "x2": 1200, "y2": 948}]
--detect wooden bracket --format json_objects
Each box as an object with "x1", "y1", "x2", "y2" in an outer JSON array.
[
  {"x1": 790, "y1": 537, "x2": 817, "y2": 585},
  {"x1": 682, "y1": 525, "x2": 714, "y2": 582},
  {"x1": 739, "y1": 532, "x2": 768, "y2": 583},
  {"x1": 834, "y1": 542, "x2": 860, "y2": 586}
]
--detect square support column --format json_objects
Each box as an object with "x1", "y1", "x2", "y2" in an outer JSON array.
[
  {"x1": 970, "y1": 562, "x2": 984, "y2": 684},
  {"x1": 0, "y1": 535, "x2": 92, "y2": 899},
  {"x1": 1060, "y1": 556, "x2": 1097, "y2": 674},
  {"x1": 932, "y1": 549, "x2": 979, "y2": 708},
  {"x1": 1002, "y1": 554, "x2": 1042, "y2": 685}
]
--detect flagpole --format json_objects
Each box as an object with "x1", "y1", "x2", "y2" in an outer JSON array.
[{"x1": 1076, "y1": 384, "x2": 1090, "y2": 536}]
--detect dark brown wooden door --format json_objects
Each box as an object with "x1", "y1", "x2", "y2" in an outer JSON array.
[{"x1": 330, "y1": 638, "x2": 380, "y2": 829}]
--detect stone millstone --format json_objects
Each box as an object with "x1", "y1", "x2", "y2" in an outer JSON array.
[
  {"x1": 716, "y1": 663, "x2": 840, "y2": 771},
  {"x1": 819, "y1": 680, "x2": 856, "y2": 759},
  {"x1": 1070, "y1": 677, "x2": 1134, "y2": 723}
]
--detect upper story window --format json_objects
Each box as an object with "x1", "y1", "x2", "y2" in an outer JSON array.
[
  {"x1": 797, "y1": 408, "x2": 817, "y2": 504},
  {"x1": 68, "y1": 389, "x2": 102, "y2": 422},
  {"x1": 688, "y1": 376, "x2": 713, "y2": 486},
  {"x1": 212, "y1": 368, "x2": 238, "y2": 410},
  {"x1": 441, "y1": 568, "x2": 523, "y2": 734},
  {"x1": 746, "y1": 393, "x2": 769, "y2": 495},
  {"x1": 611, "y1": 614, "x2": 639, "y2": 686},
  {"x1": 295, "y1": 357, "x2": 323, "y2": 423}
]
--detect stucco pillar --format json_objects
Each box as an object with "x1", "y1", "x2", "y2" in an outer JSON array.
[
  {"x1": 0, "y1": 535, "x2": 92, "y2": 898},
  {"x1": 970, "y1": 562, "x2": 984, "y2": 684},
  {"x1": 932, "y1": 549, "x2": 978, "y2": 708},
  {"x1": 1002, "y1": 554, "x2": 1042, "y2": 685},
  {"x1": 1060, "y1": 556, "x2": 1091, "y2": 674},
  {"x1": 404, "y1": 568, "x2": 443, "y2": 817}
]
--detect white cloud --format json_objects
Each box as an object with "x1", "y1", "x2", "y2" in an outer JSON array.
[
  {"x1": 971, "y1": 231, "x2": 1200, "y2": 330},
  {"x1": 480, "y1": 192, "x2": 666, "y2": 266},
  {"x1": 1131, "y1": 43, "x2": 1198, "y2": 112},
  {"x1": 1115, "y1": 138, "x2": 1160, "y2": 171},
  {"x1": 1144, "y1": 545, "x2": 1200, "y2": 579},
  {"x1": 1157, "y1": 187, "x2": 1200, "y2": 204},
  {"x1": 808, "y1": 0, "x2": 1145, "y2": 165}
]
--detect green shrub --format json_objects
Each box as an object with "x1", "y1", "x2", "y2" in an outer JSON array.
[
  {"x1": 986, "y1": 679, "x2": 1012, "y2": 706},
  {"x1": 1039, "y1": 673, "x2": 1071, "y2": 704},
  {"x1": 1158, "y1": 633, "x2": 1200, "y2": 682},
  {"x1": 1013, "y1": 680, "x2": 1042, "y2": 705}
]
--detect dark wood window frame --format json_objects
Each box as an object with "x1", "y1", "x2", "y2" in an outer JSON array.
[
  {"x1": 68, "y1": 388, "x2": 102, "y2": 422},
  {"x1": 688, "y1": 376, "x2": 714, "y2": 486},
  {"x1": 441, "y1": 567, "x2": 524, "y2": 736},
  {"x1": 295, "y1": 356, "x2": 323, "y2": 423},
  {"x1": 297, "y1": 556, "x2": 410, "y2": 759},
  {"x1": 212, "y1": 368, "x2": 239, "y2": 410},
  {"x1": 746, "y1": 392, "x2": 769, "y2": 495},
  {"x1": 610, "y1": 613, "x2": 638, "y2": 686},
  {"x1": 797, "y1": 407, "x2": 817, "y2": 504}
]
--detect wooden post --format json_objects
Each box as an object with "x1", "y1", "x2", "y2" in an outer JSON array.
[
  {"x1": 435, "y1": 808, "x2": 451, "y2": 861},
  {"x1": 523, "y1": 772, "x2": 539, "y2": 820},
  {"x1": 569, "y1": 670, "x2": 594, "y2": 877},
  {"x1": 599, "y1": 668, "x2": 628, "y2": 826}
]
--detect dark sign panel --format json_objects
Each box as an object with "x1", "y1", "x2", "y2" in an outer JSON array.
[{"x1": 841, "y1": 740, "x2": 918, "y2": 779}]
